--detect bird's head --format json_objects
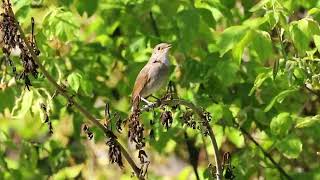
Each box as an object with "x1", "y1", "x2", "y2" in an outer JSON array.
[{"x1": 151, "y1": 43, "x2": 171, "y2": 58}]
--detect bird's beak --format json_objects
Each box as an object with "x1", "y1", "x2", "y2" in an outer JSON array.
[{"x1": 166, "y1": 44, "x2": 172, "y2": 49}]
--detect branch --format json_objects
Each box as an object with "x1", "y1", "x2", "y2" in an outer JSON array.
[
  {"x1": 149, "y1": 11, "x2": 160, "y2": 37},
  {"x1": 303, "y1": 83, "x2": 320, "y2": 98},
  {"x1": 234, "y1": 122, "x2": 292, "y2": 180},
  {"x1": 6, "y1": 3, "x2": 143, "y2": 179},
  {"x1": 141, "y1": 99, "x2": 222, "y2": 180}
]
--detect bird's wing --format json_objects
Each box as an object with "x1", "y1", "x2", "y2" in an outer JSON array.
[{"x1": 131, "y1": 64, "x2": 151, "y2": 110}]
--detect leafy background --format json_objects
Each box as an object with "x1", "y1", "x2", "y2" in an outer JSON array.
[{"x1": 1, "y1": 0, "x2": 320, "y2": 179}]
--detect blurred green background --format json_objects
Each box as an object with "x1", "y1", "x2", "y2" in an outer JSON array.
[{"x1": 1, "y1": 0, "x2": 320, "y2": 179}]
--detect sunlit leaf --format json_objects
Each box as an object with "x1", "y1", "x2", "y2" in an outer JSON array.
[
  {"x1": 249, "y1": 70, "x2": 272, "y2": 96},
  {"x1": 289, "y1": 19, "x2": 320, "y2": 55},
  {"x1": 264, "y1": 89, "x2": 298, "y2": 112},
  {"x1": 217, "y1": 25, "x2": 248, "y2": 57},
  {"x1": 249, "y1": 0, "x2": 269, "y2": 12},
  {"x1": 232, "y1": 29, "x2": 254, "y2": 64},
  {"x1": 270, "y1": 112, "x2": 293, "y2": 137},
  {"x1": 76, "y1": 0, "x2": 99, "y2": 17},
  {"x1": 226, "y1": 127, "x2": 245, "y2": 148},
  {"x1": 295, "y1": 115, "x2": 320, "y2": 128},
  {"x1": 314, "y1": 35, "x2": 320, "y2": 54},
  {"x1": 251, "y1": 30, "x2": 273, "y2": 61},
  {"x1": 12, "y1": 91, "x2": 34, "y2": 118},
  {"x1": 67, "y1": 73, "x2": 82, "y2": 93},
  {"x1": 276, "y1": 135, "x2": 302, "y2": 159},
  {"x1": 52, "y1": 164, "x2": 84, "y2": 179}
]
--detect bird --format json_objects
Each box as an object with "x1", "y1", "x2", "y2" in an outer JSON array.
[{"x1": 131, "y1": 43, "x2": 172, "y2": 111}]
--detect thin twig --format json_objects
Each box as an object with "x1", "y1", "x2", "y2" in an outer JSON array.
[
  {"x1": 149, "y1": 11, "x2": 160, "y2": 37},
  {"x1": 141, "y1": 99, "x2": 222, "y2": 180},
  {"x1": 234, "y1": 122, "x2": 292, "y2": 180},
  {"x1": 303, "y1": 83, "x2": 320, "y2": 98},
  {"x1": 6, "y1": 3, "x2": 143, "y2": 179}
]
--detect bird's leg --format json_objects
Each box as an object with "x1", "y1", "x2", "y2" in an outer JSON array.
[
  {"x1": 149, "y1": 95, "x2": 163, "y2": 105},
  {"x1": 140, "y1": 97, "x2": 153, "y2": 106}
]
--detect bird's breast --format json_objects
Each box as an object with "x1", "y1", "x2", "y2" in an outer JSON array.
[{"x1": 141, "y1": 63, "x2": 169, "y2": 97}]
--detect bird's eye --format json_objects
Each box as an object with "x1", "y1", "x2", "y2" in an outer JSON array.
[{"x1": 157, "y1": 47, "x2": 160, "y2": 50}]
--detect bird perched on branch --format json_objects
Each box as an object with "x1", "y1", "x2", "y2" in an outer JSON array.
[{"x1": 131, "y1": 43, "x2": 172, "y2": 111}]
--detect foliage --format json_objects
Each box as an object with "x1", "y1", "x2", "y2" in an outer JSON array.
[{"x1": 1, "y1": 0, "x2": 320, "y2": 179}]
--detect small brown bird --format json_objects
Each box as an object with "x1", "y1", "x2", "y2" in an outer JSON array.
[{"x1": 131, "y1": 43, "x2": 172, "y2": 111}]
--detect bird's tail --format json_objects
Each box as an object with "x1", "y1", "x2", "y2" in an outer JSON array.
[{"x1": 131, "y1": 95, "x2": 140, "y2": 113}]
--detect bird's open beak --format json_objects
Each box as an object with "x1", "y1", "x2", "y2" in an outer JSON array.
[{"x1": 166, "y1": 44, "x2": 172, "y2": 49}]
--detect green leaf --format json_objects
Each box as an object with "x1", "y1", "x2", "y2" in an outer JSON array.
[
  {"x1": 270, "y1": 112, "x2": 293, "y2": 137},
  {"x1": 308, "y1": 8, "x2": 320, "y2": 16},
  {"x1": 249, "y1": 70, "x2": 272, "y2": 96},
  {"x1": 42, "y1": 8, "x2": 79, "y2": 41},
  {"x1": 217, "y1": 25, "x2": 248, "y2": 57},
  {"x1": 232, "y1": 29, "x2": 254, "y2": 64},
  {"x1": 264, "y1": 89, "x2": 298, "y2": 112},
  {"x1": 203, "y1": 165, "x2": 214, "y2": 179},
  {"x1": 276, "y1": 135, "x2": 302, "y2": 159},
  {"x1": 206, "y1": 104, "x2": 223, "y2": 123},
  {"x1": 177, "y1": 166, "x2": 193, "y2": 180},
  {"x1": 0, "y1": 88, "x2": 15, "y2": 111},
  {"x1": 313, "y1": 35, "x2": 320, "y2": 54},
  {"x1": 52, "y1": 164, "x2": 84, "y2": 180},
  {"x1": 12, "y1": 91, "x2": 34, "y2": 118},
  {"x1": 295, "y1": 115, "x2": 320, "y2": 128},
  {"x1": 289, "y1": 19, "x2": 320, "y2": 55},
  {"x1": 243, "y1": 17, "x2": 268, "y2": 29},
  {"x1": 80, "y1": 80, "x2": 93, "y2": 96},
  {"x1": 308, "y1": 8, "x2": 320, "y2": 22},
  {"x1": 67, "y1": 73, "x2": 82, "y2": 93},
  {"x1": 197, "y1": 8, "x2": 216, "y2": 28},
  {"x1": 249, "y1": 0, "x2": 269, "y2": 12},
  {"x1": 12, "y1": 0, "x2": 32, "y2": 20},
  {"x1": 58, "y1": 0, "x2": 74, "y2": 6},
  {"x1": 177, "y1": 9, "x2": 200, "y2": 51},
  {"x1": 76, "y1": 0, "x2": 99, "y2": 17},
  {"x1": 226, "y1": 127, "x2": 245, "y2": 148},
  {"x1": 251, "y1": 30, "x2": 273, "y2": 61}
]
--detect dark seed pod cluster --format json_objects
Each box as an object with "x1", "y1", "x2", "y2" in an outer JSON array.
[
  {"x1": 202, "y1": 110, "x2": 212, "y2": 122},
  {"x1": 4, "y1": 55, "x2": 16, "y2": 75},
  {"x1": 165, "y1": 81, "x2": 179, "y2": 109},
  {"x1": 128, "y1": 111, "x2": 145, "y2": 150},
  {"x1": 199, "y1": 110, "x2": 213, "y2": 136},
  {"x1": 40, "y1": 103, "x2": 53, "y2": 134},
  {"x1": 138, "y1": 149, "x2": 149, "y2": 178},
  {"x1": 222, "y1": 152, "x2": 235, "y2": 180},
  {"x1": 66, "y1": 95, "x2": 75, "y2": 108},
  {"x1": 0, "y1": 1, "x2": 40, "y2": 90},
  {"x1": 0, "y1": 1, "x2": 18, "y2": 53},
  {"x1": 103, "y1": 102, "x2": 123, "y2": 133},
  {"x1": 83, "y1": 124, "x2": 93, "y2": 140},
  {"x1": 181, "y1": 110, "x2": 196, "y2": 129},
  {"x1": 160, "y1": 110, "x2": 173, "y2": 130},
  {"x1": 106, "y1": 137, "x2": 123, "y2": 167},
  {"x1": 105, "y1": 102, "x2": 111, "y2": 120},
  {"x1": 138, "y1": 149, "x2": 148, "y2": 164},
  {"x1": 115, "y1": 114, "x2": 123, "y2": 133}
]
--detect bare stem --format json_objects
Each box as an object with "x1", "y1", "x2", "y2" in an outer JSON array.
[
  {"x1": 141, "y1": 99, "x2": 222, "y2": 180},
  {"x1": 6, "y1": 3, "x2": 143, "y2": 179},
  {"x1": 149, "y1": 11, "x2": 160, "y2": 37},
  {"x1": 234, "y1": 121, "x2": 292, "y2": 180}
]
